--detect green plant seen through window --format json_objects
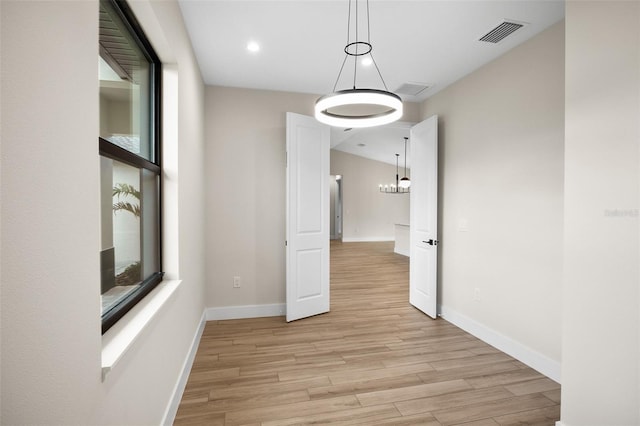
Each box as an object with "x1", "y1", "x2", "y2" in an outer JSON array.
[
  {"x1": 113, "y1": 182, "x2": 141, "y2": 285},
  {"x1": 113, "y1": 183, "x2": 140, "y2": 217}
]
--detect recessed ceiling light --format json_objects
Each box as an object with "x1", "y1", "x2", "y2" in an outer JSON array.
[
  {"x1": 361, "y1": 57, "x2": 373, "y2": 67},
  {"x1": 357, "y1": 143, "x2": 366, "y2": 147},
  {"x1": 247, "y1": 41, "x2": 260, "y2": 53}
]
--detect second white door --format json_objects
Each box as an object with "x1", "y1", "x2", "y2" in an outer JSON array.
[{"x1": 410, "y1": 115, "x2": 439, "y2": 319}]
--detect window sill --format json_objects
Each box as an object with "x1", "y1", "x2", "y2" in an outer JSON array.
[{"x1": 101, "y1": 279, "x2": 181, "y2": 381}]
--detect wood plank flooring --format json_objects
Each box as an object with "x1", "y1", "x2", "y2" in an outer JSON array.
[{"x1": 174, "y1": 241, "x2": 560, "y2": 425}]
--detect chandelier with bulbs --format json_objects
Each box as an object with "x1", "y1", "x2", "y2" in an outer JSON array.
[{"x1": 379, "y1": 137, "x2": 410, "y2": 194}]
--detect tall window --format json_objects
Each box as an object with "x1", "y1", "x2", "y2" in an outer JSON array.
[{"x1": 99, "y1": 0, "x2": 162, "y2": 333}]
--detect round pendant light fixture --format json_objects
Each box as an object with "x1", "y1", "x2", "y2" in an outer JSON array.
[
  {"x1": 315, "y1": 89, "x2": 403, "y2": 128},
  {"x1": 315, "y1": 0, "x2": 403, "y2": 128}
]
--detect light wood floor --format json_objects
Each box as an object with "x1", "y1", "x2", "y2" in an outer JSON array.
[{"x1": 174, "y1": 241, "x2": 560, "y2": 425}]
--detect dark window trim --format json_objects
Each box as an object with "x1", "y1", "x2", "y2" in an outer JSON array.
[
  {"x1": 101, "y1": 0, "x2": 163, "y2": 334},
  {"x1": 99, "y1": 137, "x2": 160, "y2": 174},
  {"x1": 102, "y1": 272, "x2": 164, "y2": 333}
]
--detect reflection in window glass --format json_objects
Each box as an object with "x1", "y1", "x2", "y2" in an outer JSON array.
[
  {"x1": 140, "y1": 168, "x2": 160, "y2": 277},
  {"x1": 99, "y1": 0, "x2": 153, "y2": 161},
  {"x1": 100, "y1": 158, "x2": 142, "y2": 316}
]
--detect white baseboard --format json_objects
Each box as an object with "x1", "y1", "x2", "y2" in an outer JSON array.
[
  {"x1": 439, "y1": 306, "x2": 561, "y2": 383},
  {"x1": 161, "y1": 304, "x2": 284, "y2": 424},
  {"x1": 206, "y1": 303, "x2": 286, "y2": 321},
  {"x1": 342, "y1": 237, "x2": 394, "y2": 243},
  {"x1": 162, "y1": 310, "x2": 206, "y2": 426},
  {"x1": 394, "y1": 247, "x2": 409, "y2": 257}
]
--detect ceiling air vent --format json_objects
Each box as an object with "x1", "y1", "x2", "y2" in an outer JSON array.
[
  {"x1": 479, "y1": 20, "x2": 526, "y2": 44},
  {"x1": 395, "y1": 83, "x2": 430, "y2": 97}
]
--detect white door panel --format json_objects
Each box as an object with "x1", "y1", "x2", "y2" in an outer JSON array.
[
  {"x1": 410, "y1": 115, "x2": 438, "y2": 319},
  {"x1": 286, "y1": 112, "x2": 330, "y2": 322}
]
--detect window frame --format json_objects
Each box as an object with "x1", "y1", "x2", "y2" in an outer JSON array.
[{"x1": 99, "y1": 0, "x2": 163, "y2": 334}]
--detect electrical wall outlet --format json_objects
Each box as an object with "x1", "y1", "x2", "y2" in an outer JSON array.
[
  {"x1": 233, "y1": 276, "x2": 241, "y2": 288},
  {"x1": 474, "y1": 287, "x2": 481, "y2": 302}
]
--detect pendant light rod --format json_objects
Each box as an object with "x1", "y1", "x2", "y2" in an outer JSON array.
[
  {"x1": 403, "y1": 137, "x2": 408, "y2": 177},
  {"x1": 353, "y1": 0, "x2": 358, "y2": 88},
  {"x1": 399, "y1": 137, "x2": 411, "y2": 189},
  {"x1": 395, "y1": 153, "x2": 400, "y2": 188}
]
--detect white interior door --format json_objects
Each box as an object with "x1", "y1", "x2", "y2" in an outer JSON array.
[
  {"x1": 410, "y1": 115, "x2": 439, "y2": 318},
  {"x1": 286, "y1": 112, "x2": 330, "y2": 322}
]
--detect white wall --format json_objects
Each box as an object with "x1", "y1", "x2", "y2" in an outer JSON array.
[
  {"x1": 0, "y1": 0, "x2": 206, "y2": 424},
  {"x1": 330, "y1": 150, "x2": 410, "y2": 241},
  {"x1": 421, "y1": 21, "x2": 565, "y2": 377},
  {"x1": 205, "y1": 87, "x2": 315, "y2": 309},
  {"x1": 204, "y1": 86, "x2": 419, "y2": 309},
  {"x1": 561, "y1": 1, "x2": 639, "y2": 424}
]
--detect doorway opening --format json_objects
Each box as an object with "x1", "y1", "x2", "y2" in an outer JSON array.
[
  {"x1": 285, "y1": 112, "x2": 438, "y2": 321},
  {"x1": 330, "y1": 175, "x2": 343, "y2": 241}
]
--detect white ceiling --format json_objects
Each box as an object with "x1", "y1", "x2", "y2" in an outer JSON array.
[
  {"x1": 178, "y1": 0, "x2": 564, "y2": 166},
  {"x1": 330, "y1": 120, "x2": 414, "y2": 167}
]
